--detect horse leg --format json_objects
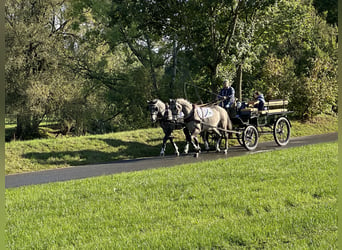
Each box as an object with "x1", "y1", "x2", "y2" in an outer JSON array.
[
  {"x1": 160, "y1": 134, "x2": 168, "y2": 156},
  {"x1": 221, "y1": 132, "x2": 228, "y2": 154},
  {"x1": 202, "y1": 131, "x2": 210, "y2": 151},
  {"x1": 191, "y1": 131, "x2": 201, "y2": 157},
  {"x1": 169, "y1": 136, "x2": 180, "y2": 156},
  {"x1": 212, "y1": 128, "x2": 222, "y2": 153},
  {"x1": 223, "y1": 132, "x2": 231, "y2": 154},
  {"x1": 183, "y1": 127, "x2": 191, "y2": 154}
]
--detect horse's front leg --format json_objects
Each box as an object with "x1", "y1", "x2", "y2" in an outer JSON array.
[
  {"x1": 160, "y1": 133, "x2": 168, "y2": 156},
  {"x1": 191, "y1": 131, "x2": 201, "y2": 157},
  {"x1": 163, "y1": 125, "x2": 180, "y2": 156},
  {"x1": 169, "y1": 135, "x2": 180, "y2": 156}
]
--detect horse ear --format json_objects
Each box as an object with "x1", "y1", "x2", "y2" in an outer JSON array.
[{"x1": 147, "y1": 100, "x2": 157, "y2": 105}]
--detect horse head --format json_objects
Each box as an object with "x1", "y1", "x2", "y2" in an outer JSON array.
[
  {"x1": 169, "y1": 99, "x2": 183, "y2": 119},
  {"x1": 147, "y1": 99, "x2": 165, "y2": 123}
]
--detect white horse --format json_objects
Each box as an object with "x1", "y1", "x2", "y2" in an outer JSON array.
[
  {"x1": 169, "y1": 98, "x2": 232, "y2": 157},
  {"x1": 147, "y1": 99, "x2": 190, "y2": 156}
]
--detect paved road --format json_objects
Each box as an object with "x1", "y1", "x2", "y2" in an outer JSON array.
[{"x1": 6, "y1": 133, "x2": 338, "y2": 188}]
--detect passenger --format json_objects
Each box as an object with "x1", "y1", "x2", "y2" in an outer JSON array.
[
  {"x1": 249, "y1": 91, "x2": 266, "y2": 111},
  {"x1": 218, "y1": 79, "x2": 235, "y2": 109}
]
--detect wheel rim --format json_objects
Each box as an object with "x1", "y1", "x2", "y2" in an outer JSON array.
[
  {"x1": 243, "y1": 126, "x2": 258, "y2": 150},
  {"x1": 274, "y1": 117, "x2": 290, "y2": 146}
]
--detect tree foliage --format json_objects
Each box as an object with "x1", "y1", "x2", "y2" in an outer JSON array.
[
  {"x1": 5, "y1": 0, "x2": 338, "y2": 139},
  {"x1": 5, "y1": 0, "x2": 78, "y2": 138},
  {"x1": 252, "y1": 0, "x2": 337, "y2": 118}
]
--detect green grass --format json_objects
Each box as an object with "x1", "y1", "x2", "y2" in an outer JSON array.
[
  {"x1": 5, "y1": 114, "x2": 337, "y2": 174},
  {"x1": 6, "y1": 142, "x2": 337, "y2": 249}
]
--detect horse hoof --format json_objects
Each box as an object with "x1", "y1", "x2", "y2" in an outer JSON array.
[
  {"x1": 175, "y1": 152, "x2": 180, "y2": 157},
  {"x1": 223, "y1": 149, "x2": 228, "y2": 154},
  {"x1": 194, "y1": 153, "x2": 199, "y2": 158}
]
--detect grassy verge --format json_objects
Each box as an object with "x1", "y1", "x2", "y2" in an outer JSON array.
[
  {"x1": 6, "y1": 142, "x2": 337, "y2": 249},
  {"x1": 5, "y1": 114, "x2": 337, "y2": 174}
]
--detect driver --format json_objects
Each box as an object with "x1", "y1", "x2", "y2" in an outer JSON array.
[{"x1": 218, "y1": 79, "x2": 235, "y2": 109}]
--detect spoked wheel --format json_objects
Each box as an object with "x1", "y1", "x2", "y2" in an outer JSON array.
[
  {"x1": 242, "y1": 125, "x2": 259, "y2": 151},
  {"x1": 273, "y1": 117, "x2": 291, "y2": 146}
]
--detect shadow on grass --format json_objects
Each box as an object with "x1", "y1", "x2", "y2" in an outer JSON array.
[{"x1": 23, "y1": 138, "x2": 163, "y2": 166}]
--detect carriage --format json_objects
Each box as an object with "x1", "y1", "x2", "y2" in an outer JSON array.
[
  {"x1": 227, "y1": 99, "x2": 292, "y2": 151},
  {"x1": 148, "y1": 97, "x2": 292, "y2": 157}
]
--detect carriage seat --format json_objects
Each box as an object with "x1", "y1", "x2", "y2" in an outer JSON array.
[
  {"x1": 239, "y1": 99, "x2": 289, "y2": 116},
  {"x1": 260, "y1": 99, "x2": 289, "y2": 115},
  {"x1": 259, "y1": 108, "x2": 288, "y2": 115},
  {"x1": 264, "y1": 99, "x2": 289, "y2": 107}
]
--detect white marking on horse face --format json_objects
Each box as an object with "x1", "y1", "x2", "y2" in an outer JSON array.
[{"x1": 151, "y1": 113, "x2": 158, "y2": 122}]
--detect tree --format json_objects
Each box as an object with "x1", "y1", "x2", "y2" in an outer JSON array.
[
  {"x1": 160, "y1": 0, "x2": 275, "y2": 96},
  {"x1": 5, "y1": 0, "x2": 78, "y2": 139},
  {"x1": 252, "y1": 0, "x2": 337, "y2": 118}
]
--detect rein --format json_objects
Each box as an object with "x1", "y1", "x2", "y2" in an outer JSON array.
[
  {"x1": 184, "y1": 82, "x2": 223, "y2": 104},
  {"x1": 197, "y1": 99, "x2": 222, "y2": 107}
]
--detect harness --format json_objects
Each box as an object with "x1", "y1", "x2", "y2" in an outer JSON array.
[{"x1": 183, "y1": 104, "x2": 201, "y2": 123}]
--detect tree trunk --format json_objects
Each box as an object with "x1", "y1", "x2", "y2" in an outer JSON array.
[
  {"x1": 146, "y1": 35, "x2": 158, "y2": 93},
  {"x1": 16, "y1": 114, "x2": 41, "y2": 139},
  {"x1": 170, "y1": 38, "x2": 178, "y2": 97},
  {"x1": 237, "y1": 64, "x2": 243, "y2": 101}
]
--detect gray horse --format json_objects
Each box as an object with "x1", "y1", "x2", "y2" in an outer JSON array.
[
  {"x1": 169, "y1": 98, "x2": 232, "y2": 157},
  {"x1": 147, "y1": 99, "x2": 191, "y2": 156}
]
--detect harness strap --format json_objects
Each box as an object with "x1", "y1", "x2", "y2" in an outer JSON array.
[{"x1": 184, "y1": 104, "x2": 202, "y2": 123}]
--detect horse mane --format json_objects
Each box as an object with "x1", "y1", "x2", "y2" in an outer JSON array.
[{"x1": 176, "y1": 98, "x2": 192, "y2": 106}]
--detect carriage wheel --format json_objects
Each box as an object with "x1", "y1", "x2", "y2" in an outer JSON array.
[
  {"x1": 273, "y1": 117, "x2": 291, "y2": 146},
  {"x1": 242, "y1": 125, "x2": 259, "y2": 151}
]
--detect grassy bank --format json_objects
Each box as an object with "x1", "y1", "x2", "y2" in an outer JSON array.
[
  {"x1": 6, "y1": 142, "x2": 337, "y2": 249},
  {"x1": 5, "y1": 115, "x2": 337, "y2": 174}
]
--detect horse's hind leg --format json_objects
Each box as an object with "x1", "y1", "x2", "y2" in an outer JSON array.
[
  {"x1": 183, "y1": 127, "x2": 191, "y2": 154},
  {"x1": 202, "y1": 131, "x2": 210, "y2": 152},
  {"x1": 222, "y1": 132, "x2": 228, "y2": 154},
  {"x1": 212, "y1": 128, "x2": 222, "y2": 153}
]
